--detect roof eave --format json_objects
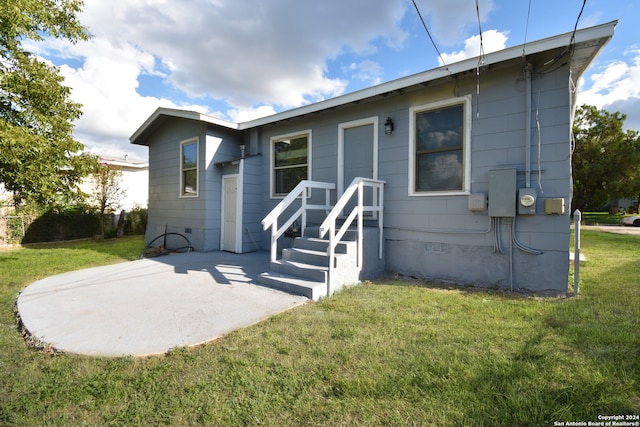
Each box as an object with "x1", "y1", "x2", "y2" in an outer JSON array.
[
  {"x1": 129, "y1": 20, "x2": 616, "y2": 141},
  {"x1": 239, "y1": 20, "x2": 616, "y2": 129},
  {"x1": 130, "y1": 107, "x2": 239, "y2": 146}
]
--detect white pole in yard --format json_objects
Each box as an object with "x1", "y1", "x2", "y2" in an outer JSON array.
[{"x1": 573, "y1": 209, "x2": 581, "y2": 297}]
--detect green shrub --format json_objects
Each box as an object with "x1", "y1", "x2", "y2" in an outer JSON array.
[
  {"x1": 5, "y1": 215, "x2": 26, "y2": 243},
  {"x1": 126, "y1": 206, "x2": 148, "y2": 235}
]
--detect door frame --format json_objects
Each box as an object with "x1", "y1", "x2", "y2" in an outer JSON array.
[
  {"x1": 337, "y1": 116, "x2": 379, "y2": 197},
  {"x1": 221, "y1": 171, "x2": 243, "y2": 253}
]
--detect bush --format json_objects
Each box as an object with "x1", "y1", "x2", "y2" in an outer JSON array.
[
  {"x1": 4, "y1": 216, "x2": 26, "y2": 244},
  {"x1": 125, "y1": 206, "x2": 148, "y2": 235}
]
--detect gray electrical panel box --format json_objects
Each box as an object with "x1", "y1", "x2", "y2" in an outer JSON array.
[{"x1": 488, "y1": 168, "x2": 516, "y2": 217}]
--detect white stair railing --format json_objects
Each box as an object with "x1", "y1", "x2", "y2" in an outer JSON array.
[
  {"x1": 261, "y1": 180, "x2": 335, "y2": 262},
  {"x1": 319, "y1": 177, "x2": 385, "y2": 283}
]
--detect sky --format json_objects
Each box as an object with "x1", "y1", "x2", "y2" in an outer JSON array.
[{"x1": 30, "y1": 0, "x2": 640, "y2": 161}]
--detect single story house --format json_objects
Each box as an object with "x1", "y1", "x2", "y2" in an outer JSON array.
[{"x1": 130, "y1": 21, "x2": 616, "y2": 300}]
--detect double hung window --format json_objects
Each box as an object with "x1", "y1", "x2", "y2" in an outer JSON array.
[
  {"x1": 180, "y1": 138, "x2": 199, "y2": 197},
  {"x1": 271, "y1": 131, "x2": 310, "y2": 196},
  {"x1": 409, "y1": 97, "x2": 471, "y2": 195}
]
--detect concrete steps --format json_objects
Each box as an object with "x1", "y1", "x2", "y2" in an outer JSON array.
[
  {"x1": 257, "y1": 226, "x2": 358, "y2": 301},
  {"x1": 257, "y1": 225, "x2": 384, "y2": 301}
]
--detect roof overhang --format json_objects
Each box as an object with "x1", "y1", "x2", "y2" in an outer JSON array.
[
  {"x1": 130, "y1": 107, "x2": 239, "y2": 146},
  {"x1": 130, "y1": 20, "x2": 616, "y2": 145}
]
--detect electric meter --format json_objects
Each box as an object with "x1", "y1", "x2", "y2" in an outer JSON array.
[
  {"x1": 518, "y1": 188, "x2": 537, "y2": 215},
  {"x1": 520, "y1": 194, "x2": 535, "y2": 207}
]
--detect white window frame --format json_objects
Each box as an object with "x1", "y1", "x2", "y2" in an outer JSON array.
[
  {"x1": 270, "y1": 129, "x2": 312, "y2": 198},
  {"x1": 408, "y1": 95, "x2": 472, "y2": 196},
  {"x1": 180, "y1": 137, "x2": 199, "y2": 198}
]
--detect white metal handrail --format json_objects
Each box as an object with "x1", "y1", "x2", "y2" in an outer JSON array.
[
  {"x1": 319, "y1": 177, "x2": 385, "y2": 274},
  {"x1": 261, "y1": 180, "x2": 335, "y2": 262}
]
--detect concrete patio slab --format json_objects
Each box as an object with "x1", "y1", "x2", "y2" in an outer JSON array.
[{"x1": 16, "y1": 251, "x2": 308, "y2": 357}]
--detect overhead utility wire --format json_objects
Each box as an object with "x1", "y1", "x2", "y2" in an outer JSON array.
[
  {"x1": 522, "y1": 0, "x2": 533, "y2": 57},
  {"x1": 539, "y1": 0, "x2": 587, "y2": 73},
  {"x1": 475, "y1": 0, "x2": 485, "y2": 119},
  {"x1": 410, "y1": 0, "x2": 447, "y2": 67},
  {"x1": 475, "y1": 0, "x2": 485, "y2": 61},
  {"x1": 569, "y1": 0, "x2": 587, "y2": 48}
]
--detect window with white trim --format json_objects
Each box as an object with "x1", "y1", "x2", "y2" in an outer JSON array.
[
  {"x1": 271, "y1": 131, "x2": 310, "y2": 196},
  {"x1": 409, "y1": 97, "x2": 471, "y2": 195},
  {"x1": 180, "y1": 137, "x2": 199, "y2": 197}
]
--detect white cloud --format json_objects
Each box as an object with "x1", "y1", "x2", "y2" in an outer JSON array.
[
  {"x1": 439, "y1": 29, "x2": 508, "y2": 65},
  {"x1": 418, "y1": 0, "x2": 495, "y2": 46},
  {"x1": 577, "y1": 49, "x2": 640, "y2": 131},
  {"x1": 47, "y1": 37, "x2": 210, "y2": 160},
  {"x1": 346, "y1": 60, "x2": 384, "y2": 86},
  {"x1": 227, "y1": 105, "x2": 277, "y2": 123},
  {"x1": 35, "y1": 0, "x2": 409, "y2": 158},
  {"x1": 78, "y1": 0, "x2": 407, "y2": 109}
]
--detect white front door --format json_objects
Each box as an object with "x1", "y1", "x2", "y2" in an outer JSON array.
[{"x1": 222, "y1": 175, "x2": 240, "y2": 253}]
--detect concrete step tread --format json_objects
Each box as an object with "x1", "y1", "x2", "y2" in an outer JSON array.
[
  {"x1": 293, "y1": 237, "x2": 353, "y2": 254},
  {"x1": 259, "y1": 271, "x2": 325, "y2": 285},
  {"x1": 272, "y1": 259, "x2": 328, "y2": 272},
  {"x1": 258, "y1": 271, "x2": 327, "y2": 301},
  {"x1": 285, "y1": 247, "x2": 326, "y2": 256}
]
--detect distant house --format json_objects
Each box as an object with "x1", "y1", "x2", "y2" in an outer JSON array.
[
  {"x1": 130, "y1": 22, "x2": 616, "y2": 299},
  {"x1": 79, "y1": 155, "x2": 149, "y2": 211}
]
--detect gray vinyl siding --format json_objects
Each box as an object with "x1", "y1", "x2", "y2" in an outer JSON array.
[
  {"x1": 145, "y1": 118, "x2": 204, "y2": 249},
  {"x1": 241, "y1": 155, "x2": 263, "y2": 253},
  {"x1": 145, "y1": 118, "x2": 241, "y2": 251},
  {"x1": 141, "y1": 51, "x2": 574, "y2": 292},
  {"x1": 252, "y1": 59, "x2": 572, "y2": 292},
  {"x1": 380, "y1": 63, "x2": 572, "y2": 292}
]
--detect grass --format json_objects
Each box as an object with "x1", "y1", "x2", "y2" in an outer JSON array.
[{"x1": 0, "y1": 233, "x2": 638, "y2": 425}]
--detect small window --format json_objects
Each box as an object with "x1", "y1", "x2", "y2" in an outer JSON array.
[
  {"x1": 180, "y1": 138, "x2": 199, "y2": 197},
  {"x1": 409, "y1": 97, "x2": 471, "y2": 195},
  {"x1": 271, "y1": 131, "x2": 311, "y2": 196}
]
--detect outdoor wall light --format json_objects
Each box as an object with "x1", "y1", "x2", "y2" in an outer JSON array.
[{"x1": 384, "y1": 117, "x2": 394, "y2": 135}]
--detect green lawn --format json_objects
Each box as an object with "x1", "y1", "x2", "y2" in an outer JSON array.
[{"x1": 0, "y1": 233, "x2": 638, "y2": 426}]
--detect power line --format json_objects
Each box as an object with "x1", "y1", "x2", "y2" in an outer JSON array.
[
  {"x1": 475, "y1": 0, "x2": 485, "y2": 61},
  {"x1": 538, "y1": 0, "x2": 587, "y2": 73},
  {"x1": 410, "y1": 0, "x2": 447, "y2": 66},
  {"x1": 522, "y1": 0, "x2": 533, "y2": 57},
  {"x1": 475, "y1": 0, "x2": 485, "y2": 119},
  {"x1": 569, "y1": 0, "x2": 587, "y2": 48}
]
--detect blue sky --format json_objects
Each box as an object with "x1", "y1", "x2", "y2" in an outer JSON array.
[{"x1": 33, "y1": 0, "x2": 639, "y2": 160}]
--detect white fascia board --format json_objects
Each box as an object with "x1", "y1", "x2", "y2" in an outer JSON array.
[
  {"x1": 130, "y1": 107, "x2": 238, "y2": 145},
  {"x1": 130, "y1": 21, "x2": 616, "y2": 140},
  {"x1": 237, "y1": 21, "x2": 616, "y2": 130}
]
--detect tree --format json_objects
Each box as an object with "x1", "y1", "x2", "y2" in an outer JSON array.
[
  {"x1": 572, "y1": 105, "x2": 640, "y2": 212},
  {"x1": 90, "y1": 160, "x2": 126, "y2": 237},
  {"x1": 0, "y1": 0, "x2": 92, "y2": 206}
]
